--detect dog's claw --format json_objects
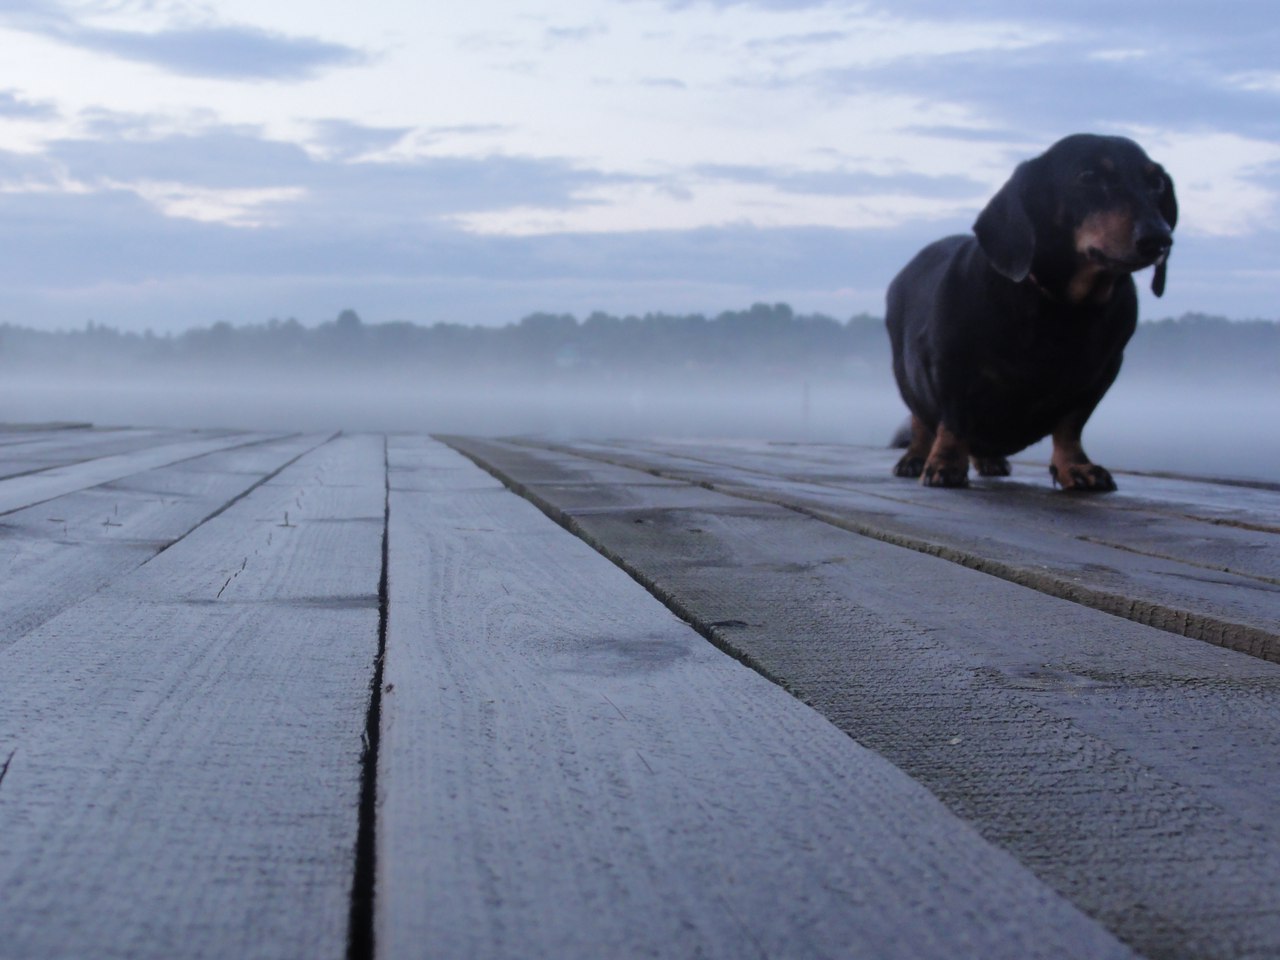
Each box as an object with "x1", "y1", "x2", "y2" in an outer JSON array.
[
  {"x1": 1050, "y1": 463, "x2": 1116, "y2": 492},
  {"x1": 893, "y1": 454, "x2": 925, "y2": 478},
  {"x1": 922, "y1": 462, "x2": 969, "y2": 488}
]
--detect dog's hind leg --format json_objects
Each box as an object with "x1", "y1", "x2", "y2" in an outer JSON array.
[
  {"x1": 889, "y1": 417, "x2": 914, "y2": 448},
  {"x1": 972, "y1": 455, "x2": 1011, "y2": 477},
  {"x1": 893, "y1": 415, "x2": 934, "y2": 478},
  {"x1": 922, "y1": 423, "x2": 970, "y2": 487}
]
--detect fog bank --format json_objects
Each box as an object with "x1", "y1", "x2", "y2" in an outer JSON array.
[{"x1": 1, "y1": 368, "x2": 1274, "y2": 484}]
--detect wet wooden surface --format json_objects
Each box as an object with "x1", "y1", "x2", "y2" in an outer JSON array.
[{"x1": 3, "y1": 424, "x2": 1279, "y2": 959}]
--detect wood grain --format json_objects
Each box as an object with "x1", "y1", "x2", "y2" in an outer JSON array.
[
  {"x1": 0, "y1": 430, "x2": 284, "y2": 515},
  {"x1": 0, "y1": 426, "x2": 178, "y2": 477},
  {"x1": 0, "y1": 432, "x2": 330, "y2": 648},
  {"x1": 0, "y1": 433, "x2": 385, "y2": 960}
]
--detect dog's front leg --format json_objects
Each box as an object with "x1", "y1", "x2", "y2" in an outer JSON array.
[
  {"x1": 893, "y1": 415, "x2": 935, "y2": 478},
  {"x1": 1049, "y1": 415, "x2": 1116, "y2": 492},
  {"x1": 922, "y1": 423, "x2": 971, "y2": 487}
]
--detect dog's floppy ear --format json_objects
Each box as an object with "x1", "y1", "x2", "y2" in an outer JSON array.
[
  {"x1": 1152, "y1": 164, "x2": 1176, "y2": 297},
  {"x1": 1152, "y1": 258, "x2": 1169, "y2": 297},
  {"x1": 973, "y1": 161, "x2": 1035, "y2": 282}
]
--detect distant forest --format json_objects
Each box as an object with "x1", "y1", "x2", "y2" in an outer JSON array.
[{"x1": 0, "y1": 304, "x2": 1276, "y2": 381}]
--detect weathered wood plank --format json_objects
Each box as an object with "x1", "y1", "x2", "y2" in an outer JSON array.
[
  {"x1": 0, "y1": 430, "x2": 284, "y2": 515},
  {"x1": 448, "y1": 436, "x2": 1280, "y2": 960},
  {"x1": 0, "y1": 426, "x2": 211, "y2": 477},
  {"x1": 0, "y1": 432, "x2": 331, "y2": 648},
  {"x1": 596, "y1": 437, "x2": 1280, "y2": 561},
  {"x1": 528, "y1": 437, "x2": 1280, "y2": 660},
  {"x1": 376, "y1": 436, "x2": 1131, "y2": 960},
  {"x1": 0, "y1": 433, "x2": 385, "y2": 960},
  {"x1": 603, "y1": 437, "x2": 1280, "y2": 520},
  {"x1": 0, "y1": 422, "x2": 90, "y2": 439}
]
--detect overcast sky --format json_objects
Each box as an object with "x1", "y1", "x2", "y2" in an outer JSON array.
[{"x1": 2, "y1": 0, "x2": 1278, "y2": 332}]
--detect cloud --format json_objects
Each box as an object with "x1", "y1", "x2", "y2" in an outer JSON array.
[
  {"x1": 0, "y1": 110, "x2": 1266, "y2": 331},
  {"x1": 444, "y1": 158, "x2": 988, "y2": 237},
  {"x1": 0, "y1": 183, "x2": 1253, "y2": 333},
  {"x1": 69, "y1": 23, "x2": 367, "y2": 80},
  {"x1": 694, "y1": 164, "x2": 983, "y2": 199},
  {"x1": 856, "y1": 1, "x2": 1280, "y2": 98},
  {"x1": 899, "y1": 125, "x2": 1020, "y2": 144},
  {"x1": 745, "y1": 30, "x2": 847, "y2": 53},
  {"x1": 46, "y1": 127, "x2": 315, "y2": 191},
  {"x1": 639, "y1": 77, "x2": 687, "y2": 90},
  {"x1": 1224, "y1": 71, "x2": 1280, "y2": 95},
  {"x1": 308, "y1": 120, "x2": 412, "y2": 161},
  {"x1": 0, "y1": 149, "x2": 61, "y2": 185},
  {"x1": 114, "y1": 181, "x2": 307, "y2": 228},
  {"x1": 0, "y1": 170, "x2": 939, "y2": 327},
  {"x1": 544, "y1": 23, "x2": 609, "y2": 46},
  {"x1": 447, "y1": 179, "x2": 980, "y2": 236},
  {"x1": 827, "y1": 38, "x2": 1280, "y2": 147},
  {"x1": 9, "y1": 124, "x2": 636, "y2": 235},
  {"x1": 0, "y1": 89, "x2": 58, "y2": 120},
  {"x1": 0, "y1": 3, "x2": 366, "y2": 81}
]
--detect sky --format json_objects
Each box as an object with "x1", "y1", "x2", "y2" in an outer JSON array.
[{"x1": 2, "y1": 0, "x2": 1279, "y2": 332}]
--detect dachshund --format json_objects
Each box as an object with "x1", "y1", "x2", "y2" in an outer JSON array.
[{"x1": 885, "y1": 133, "x2": 1177, "y2": 491}]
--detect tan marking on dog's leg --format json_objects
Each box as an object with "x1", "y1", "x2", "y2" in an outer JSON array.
[
  {"x1": 1050, "y1": 425, "x2": 1116, "y2": 492},
  {"x1": 922, "y1": 423, "x2": 970, "y2": 488},
  {"x1": 893, "y1": 415, "x2": 934, "y2": 478}
]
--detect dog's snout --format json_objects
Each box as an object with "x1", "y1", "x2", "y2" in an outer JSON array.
[{"x1": 1135, "y1": 226, "x2": 1172, "y2": 261}]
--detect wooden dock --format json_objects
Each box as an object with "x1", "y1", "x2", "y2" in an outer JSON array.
[{"x1": 1, "y1": 424, "x2": 1278, "y2": 960}]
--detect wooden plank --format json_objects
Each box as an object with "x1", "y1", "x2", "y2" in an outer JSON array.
[
  {"x1": 0, "y1": 424, "x2": 91, "y2": 450},
  {"x1": 375, "y1": 436, "x2": 1131, "y2": 960},
  {"x1": 599, "y1": 436, "x2": 1280, "y2": 555},
  {"x1": 0, "y1": 426, "x2": 194, "y2": 477},
  {"x1": 0, "y1": 430, "x2": 285, "y2": 515},
  {"x1": 529, "y1": 437, "x2": 1280, "y2": 661},
  {"x1": 690, "y1": 439, "x2": 1280, "y2": 584},
  {"x1": 0, "y1": 424, "x2": 124, "y2": 448},
  {"x1": 448, "y1": 436, "x2": 1280, "y2": 960},
  {"x1": 0, "y1": 422, "x2": 91, "y2": 438},
  {"x1": 0, "y1": 433, "x2": 385, "y2": 960},
  {"x1": 0, "y1": 432, "x2": 332, "y2": 648}
]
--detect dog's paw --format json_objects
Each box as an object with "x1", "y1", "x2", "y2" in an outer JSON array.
[
  {"x1": 1050, "y1": 462, "x2": 1116, "y2": 492},
  {"x1": 972, "y1": 456, "x2": 1011, "y2": 477},
  {"x1": 893, "y1": 453, "x2": 925, "y2": 478},
  {"x1": 922, "y1": 458, "x2": 969, "y2": 488}
]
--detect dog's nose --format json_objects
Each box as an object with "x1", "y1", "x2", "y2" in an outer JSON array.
[{"x1": 1135, "y1": 228, "x2": 1172, "y2": 261}]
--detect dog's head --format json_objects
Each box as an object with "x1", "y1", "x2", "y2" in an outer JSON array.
[{"x1": 974, "y1": 134, "x2": 1177, "y2": 299}]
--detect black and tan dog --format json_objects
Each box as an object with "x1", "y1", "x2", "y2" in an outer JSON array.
[{"x1": 886, "y1": 133, "x2": 1177, "y2": 491}]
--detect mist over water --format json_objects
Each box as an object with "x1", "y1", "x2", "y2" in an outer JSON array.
[
  {"x1": 0, "y1": 368, "x2": 901, "y2": 441},
  {"x1": 1051, "y1": 376, "x2": 1280, "y2": 484},
  {"x1": 1, "y1": 366, "x2": 1275, "y2": 484}
]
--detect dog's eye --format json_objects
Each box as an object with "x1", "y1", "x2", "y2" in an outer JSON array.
[
  {"x1": 1147, "y1": 172, "x2": 1166, "y2": 194},
  {"x1": 1077, "y1": 169, "x2": 1100, "y2": 186}
]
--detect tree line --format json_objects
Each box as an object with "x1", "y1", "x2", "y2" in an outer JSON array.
[{"x1": 0, "y1": 304, "x2": 1275, "y2": 380}]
